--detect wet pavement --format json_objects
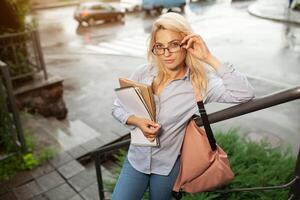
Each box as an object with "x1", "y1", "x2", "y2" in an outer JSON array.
[{"x1": 248, "y1": 0, "x2": 300, "y2": 24}]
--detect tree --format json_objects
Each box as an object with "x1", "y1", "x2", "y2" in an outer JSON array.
[
  {"x1": 0, "y1": 0, "x2": 31, "y2": 33},
  {"x1": 0, "y1": 0, "x2": 33, "y2": 79}
]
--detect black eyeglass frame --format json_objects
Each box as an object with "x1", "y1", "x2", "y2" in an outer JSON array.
[{"x1": 151, "y1": 42, "x2": 185, "y2": 56}]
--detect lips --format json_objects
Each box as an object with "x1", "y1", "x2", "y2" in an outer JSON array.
[{"x1": 164, "y1": 59, "x2": 175, "y2": 64}]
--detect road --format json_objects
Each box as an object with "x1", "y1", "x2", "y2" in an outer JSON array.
[{"x1": 31, "y1": 0, "x2": 300, "y2": 154}]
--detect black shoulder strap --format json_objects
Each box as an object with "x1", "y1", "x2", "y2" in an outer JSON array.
[{"x1": 197, "y1": 101, "x2": 217, "y2": 151}]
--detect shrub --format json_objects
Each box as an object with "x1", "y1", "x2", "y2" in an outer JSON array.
[{"x1": 0, "y1": 0, "x2": 31, "y2": 33}]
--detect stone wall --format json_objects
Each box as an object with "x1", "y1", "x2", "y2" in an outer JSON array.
[{"x1": 14, "y1": 75, "x2": 68, "y2": 120}]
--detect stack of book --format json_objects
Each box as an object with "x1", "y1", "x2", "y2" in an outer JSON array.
[{"x1": 114, "y1": 78, "x2": 160, "y2": 147}]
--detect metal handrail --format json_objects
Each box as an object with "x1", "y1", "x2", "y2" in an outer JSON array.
[
  {"x1": 92, "y1": 86, "x2": 300, "y2": 200},
  {"x1": 213, "y1": 176, "x2": 299, "y2": 193},
  {"x1": 0, "y1": 61, "x2": 27, "y2": 154},
  {"x1": 194, "y1": 86, "x2": 300, "y2": 126}
]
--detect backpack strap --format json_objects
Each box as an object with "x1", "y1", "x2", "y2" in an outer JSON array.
[
  {"x1": 191, "y1": 80, "x2": 217, "y2": 151},
  {"x1": 197, "y1": 101, "x2": 217, "y2": 151}
]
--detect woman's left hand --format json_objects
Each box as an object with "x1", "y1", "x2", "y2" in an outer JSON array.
[{"x1": 181, "y1": 34, "x2": 221, "y2": 70}]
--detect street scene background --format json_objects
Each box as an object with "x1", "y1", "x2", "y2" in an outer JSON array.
[
  {"x1": 33, "y1": 0, "x2": 300, "y2": 153},
  {"x1": 1, "y1": 0, "x2": 300, "y2": 199}
]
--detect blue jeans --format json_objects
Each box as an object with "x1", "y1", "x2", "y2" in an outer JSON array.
[{"x1": 111, "y1": 156, "x2": 180, "y2": 200}]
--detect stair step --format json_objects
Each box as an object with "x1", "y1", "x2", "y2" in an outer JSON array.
[
  {"x1": 21, "y1": 114, "x2": 102, "y2": 151},
  {"x1": 13, "y1": 74, "x2": 63, "y2": 96},
  {"x1": 20, "y1": 114, "x2": 61, "y2": 150},
  {"x1": 21, "y1": 113, "x2": 131, "y2": 158}
]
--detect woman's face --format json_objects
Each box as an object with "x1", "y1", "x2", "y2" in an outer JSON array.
[{"x1": 154, "y1": 29, "x2": 186, "y2": 71}]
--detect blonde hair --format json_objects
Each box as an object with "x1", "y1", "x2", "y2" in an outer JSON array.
[{"x1": 147, "y1": 12, "x2": 208, "y2": 96}]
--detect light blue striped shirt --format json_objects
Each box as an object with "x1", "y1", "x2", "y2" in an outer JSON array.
[{"x1": 112, "y1": 62, "x2": 255, "y2": 175}]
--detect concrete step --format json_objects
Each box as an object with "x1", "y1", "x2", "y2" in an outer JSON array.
[
  {"x1": 20, "y1": 114, "x2": 122, "y2": 156},
  {"x1": 21, "y1": 113, "x2": 61, "y2": 151}
]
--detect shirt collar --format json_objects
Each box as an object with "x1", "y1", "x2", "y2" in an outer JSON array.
[{"x1": 183, "y1": 67, "x2": 191, "y2": 81}]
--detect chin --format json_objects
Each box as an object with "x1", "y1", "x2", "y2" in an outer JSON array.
[{"x1": 165, "y1": 63, "x2": 180, "y2": 70}]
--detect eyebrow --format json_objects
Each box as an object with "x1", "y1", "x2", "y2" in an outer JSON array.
[{"x1": 155, "y1": 39, "x2": 181, "y2": 45}]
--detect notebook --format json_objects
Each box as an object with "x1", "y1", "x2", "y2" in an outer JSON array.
[
  {"x1": 119, "y1": 78, "x2": 156, "y2": 122},
  {"x1": 114, "y1": 86, "x2": 160, "y2": 147}
]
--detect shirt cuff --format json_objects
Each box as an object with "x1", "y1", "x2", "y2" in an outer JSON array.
[
  {"x1": 215, "y1": 61, "x2": 235, "y2": 78},
  {"x1": 122, "y1": 112, "x2": 137, "y2": 130}
]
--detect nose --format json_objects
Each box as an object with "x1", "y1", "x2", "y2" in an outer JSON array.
[{"x1": 163, "y1": 48, "x2": 171, "y2": 57}]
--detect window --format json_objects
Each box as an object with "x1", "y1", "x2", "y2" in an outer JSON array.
[{"x1": 91, "y1": 5, "x2": 105, "y2": 10}]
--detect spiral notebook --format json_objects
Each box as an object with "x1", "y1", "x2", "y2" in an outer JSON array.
[{"x1": 114, "y1": 86, "x2": 160, "y2": 147}]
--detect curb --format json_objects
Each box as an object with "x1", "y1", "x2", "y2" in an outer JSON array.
[
  {"x1": 248, "y1": 3, "x2": 300, "y2": 25},
  {"x1": 32, "y1": 1, "x2": 80, "y2": 10},
  {"x1": 31, "y1": 0, "x2": 122, "y2": 10}
]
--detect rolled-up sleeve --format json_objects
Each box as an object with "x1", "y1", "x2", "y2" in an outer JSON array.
[
  {"x1": 112, "y1": 98, "x2": 136, "y2": 130},
  {"x1": 111, "y1": 64, "x2": 147, "y2": 130},
  {"x1": 204, "y1": 62, "x2": 255, "y2": 104}
]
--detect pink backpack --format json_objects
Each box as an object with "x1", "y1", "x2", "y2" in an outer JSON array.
[{"x1": 172, "y1": 101, "x2": 234, "y2": 197}]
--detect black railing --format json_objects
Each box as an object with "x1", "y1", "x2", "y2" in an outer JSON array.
[
  {"x1": 0, "y1": 29, "x2": 47, "y2": 81},
  {"x1": 92, "y1": 86, "x2": 300, "y2": 200},
  {"x1": 0, "y1": 61, "x2": 27, "y2": 160}
]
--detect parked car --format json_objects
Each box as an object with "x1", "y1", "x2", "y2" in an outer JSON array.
[
  {"x1": 74, "y1": 2, "x2": 125, "y2": 26},
  {"x1": 120, "y1": 0, "x2": 142, "y2": 12},
  {"x1": 142, "y1": 0, "x2": 186, "y2": 14}
]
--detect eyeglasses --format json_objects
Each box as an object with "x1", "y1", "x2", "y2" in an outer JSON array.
[{"x1": 152, "y1": 40, "x2": 183, "y2": 56}]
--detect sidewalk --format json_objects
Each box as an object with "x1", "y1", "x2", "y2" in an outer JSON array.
[
  {"x1": 248, "y1": 0, "x2": 300, "y2": 25},
  {"x1": 31, "y1": 0, "x2": 120, "y2": 10},
  {"x1": 31, "y1": 0, "x2": 80, "y2": 10},
  {"x1": 0, "y1": 150, "x2": 118, "y2": 200}
]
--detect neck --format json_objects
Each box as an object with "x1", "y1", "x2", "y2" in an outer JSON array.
[{"x1": 166, "y1": 63, "x2": 187, "y2": 79}]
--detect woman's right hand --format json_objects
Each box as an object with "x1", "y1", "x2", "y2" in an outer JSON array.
[{"x1": 127, "y1": 115, "x2": 161, "y2": 142}]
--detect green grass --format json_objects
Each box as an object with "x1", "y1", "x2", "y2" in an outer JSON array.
[
  {"x1": 0, "y1": 129, "x2": 57, "y2": 182},
  {"x1": 105, "y1": 128, "x2": 296, "y2": 200}
]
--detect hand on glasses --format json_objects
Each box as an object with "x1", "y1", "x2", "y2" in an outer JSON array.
[
  {"x1": 180, "y1": 34, "x2": 211, "y2": 62},
  {"x1": 181, "y1": 33, "x2": 221, "y2": 70},
  {"x1": 151, "y1": 34, "x2": 220, "y2": 70}
]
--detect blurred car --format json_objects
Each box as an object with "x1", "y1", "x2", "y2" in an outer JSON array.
[
  {"x1": 120, "y1": 0, "x2": 142, "y2": 12},
  {"x1": 142, "y1": 0, "x2": 186, "y2": 14},
  {"x1": 74, "y1": 2, "x2": 125, "y2": 26}
]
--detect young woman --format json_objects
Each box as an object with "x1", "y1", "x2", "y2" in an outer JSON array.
[{"x1": 111, "y1": 12, "x2": 255, "y2": 200}]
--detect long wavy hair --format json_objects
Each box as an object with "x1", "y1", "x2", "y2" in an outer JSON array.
[{"x1": 147, "y1": 12, "x2": 208, "y2": 96}]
